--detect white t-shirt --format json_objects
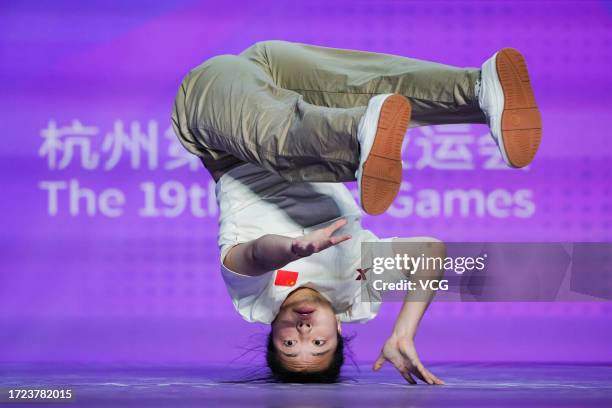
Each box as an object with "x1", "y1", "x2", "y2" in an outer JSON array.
[{"x1": 215, "y1": 162, "x2": 384, "y2": 324}]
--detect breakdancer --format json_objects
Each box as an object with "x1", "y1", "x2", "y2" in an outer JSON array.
[{"x1": 171, "y1": 40, "x2": 541, "y2": 383}]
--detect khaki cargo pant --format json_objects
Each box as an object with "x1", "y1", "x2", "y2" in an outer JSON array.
[{"x1": 171, "y1": 40, "x2": 485, "y2": 182}]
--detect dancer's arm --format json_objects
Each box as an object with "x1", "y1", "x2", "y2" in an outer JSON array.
[
  {"x1": 373, "y1": 238, "x2": 446, "y2": 385},
  {"x1": 224, "y1": 218, "x2": 351, "y2": 276}
]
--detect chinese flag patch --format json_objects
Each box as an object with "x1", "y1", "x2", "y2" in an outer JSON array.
[{"x1": 274, "y1": 269, "x2": 299, "y2": 287}]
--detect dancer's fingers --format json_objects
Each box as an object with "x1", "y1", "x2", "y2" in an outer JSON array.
[
  {"x1": 418, "y1": 366, "x2": 444, "y2": 385},
  {"x1": 373, "y1": 353, "x2": 386, "y2": 371},
  {"x1": 411, "y1": 365, "x2": 430, "y2": 384},
  {"x1": 325, "y1": 218, "x2": 347, "y2": 235},
  {"x1": 400, "y1": 369, "x2": 417, "y2": 385},
  {"x1": 330, "y1": 234, "x2": 351, "y2": 245},
  {"x1": 429, "y1": 371, "x2": 445, "y2": 385}
]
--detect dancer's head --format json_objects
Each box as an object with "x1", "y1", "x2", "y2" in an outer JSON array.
[{"x1": 267, "y1": 287, "x2": 344, "y2": 383}]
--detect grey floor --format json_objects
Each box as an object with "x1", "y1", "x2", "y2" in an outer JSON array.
[{"x1": 1, "y1": 363, "x2": 611, "y2": 407}]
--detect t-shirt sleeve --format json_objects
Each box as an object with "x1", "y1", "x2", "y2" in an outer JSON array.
[
  {"x1": 218, "y1": 244, "x2": 277, "y2": 325},
  {"x1": 219, "y1": 244, "x2": 270, "y2": 299},
  {"x1": 337, "y1": 285, "x2": 382, "y2": 323}
]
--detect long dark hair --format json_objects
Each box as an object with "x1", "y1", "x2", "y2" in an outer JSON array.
[{"x1": 266, "y1": 330, "x2": 345, "y2": 383}]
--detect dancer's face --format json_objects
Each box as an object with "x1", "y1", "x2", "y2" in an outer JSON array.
[{"x1": 271, "y1": 288, "x2": 339, "y2": 372}]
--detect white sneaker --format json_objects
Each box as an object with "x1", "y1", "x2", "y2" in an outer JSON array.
[
  {"x1": 478, "y1": 48, "x2": 542, "y2": 168},
  {"x1": 355, "y1": 94, "x2": 411, "y2": 215}
]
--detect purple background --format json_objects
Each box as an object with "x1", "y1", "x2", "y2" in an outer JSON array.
[{"x1": 1, "y1": 0, "x2": 611, "y2": 365}]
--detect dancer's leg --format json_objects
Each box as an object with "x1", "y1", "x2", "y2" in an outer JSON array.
[
  {"x1": 240, "y1": 41, "x2": 542, "y2": 168},
  {"x1": 239, "y1": 40, "x2": 486, "y2": 127},
  {"x1": 172, "y1": 54, "x2": 366, "y2": 183}
]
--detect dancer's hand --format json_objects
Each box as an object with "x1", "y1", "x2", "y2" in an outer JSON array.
[
  {"x1": 291, "y1": 218, "x2": 352, "y2": 257},
  {"x1": 373, "y1": 334, "x2": 444, "y2": 385}
]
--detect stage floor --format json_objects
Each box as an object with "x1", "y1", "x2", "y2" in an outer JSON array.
[{"x1": 1, "y1": 363, "x2": 611, "y2": 407}]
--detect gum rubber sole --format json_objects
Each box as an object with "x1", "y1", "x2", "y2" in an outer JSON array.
[
  {"x1": 497, "y1": 48, "x2": 542, "y2": 168},
  {"x1": 361, "y1": 95, "x2": 411, "y2": 215}
]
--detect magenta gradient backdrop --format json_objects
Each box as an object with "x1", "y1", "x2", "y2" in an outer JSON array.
[{"x1": 1, "y1": 1, "x2": 611, "y2": 364}]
